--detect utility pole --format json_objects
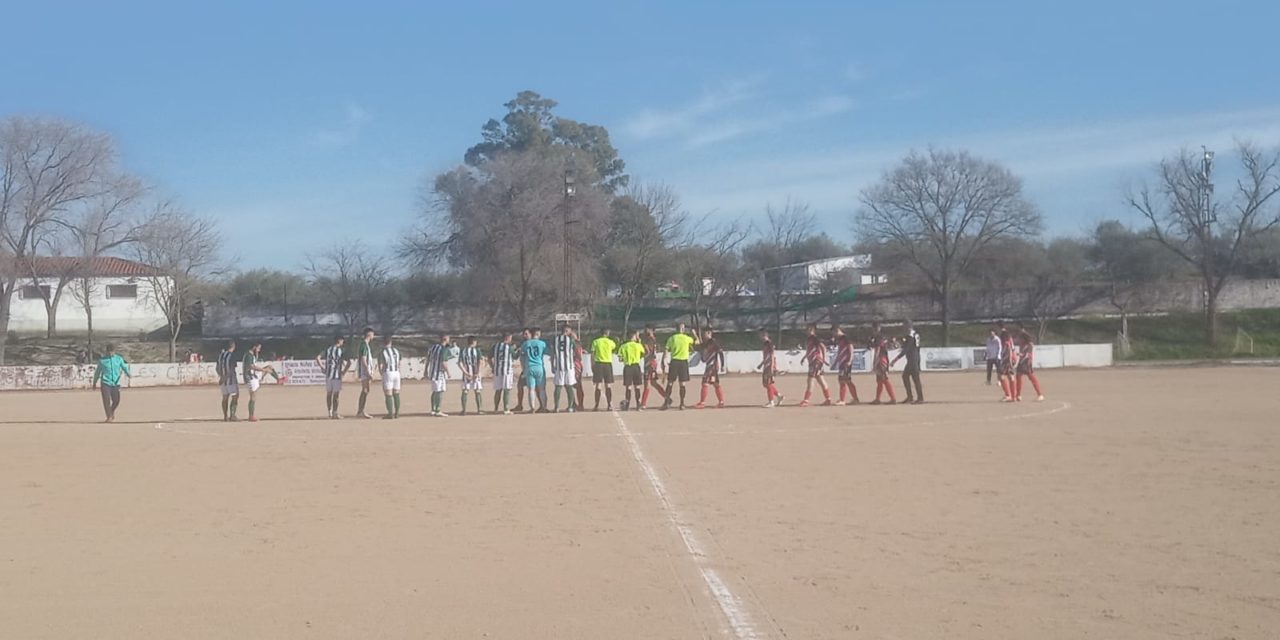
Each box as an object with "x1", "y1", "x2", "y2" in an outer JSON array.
[{"x1": 1200, "y1": 146, "x2": 1215, "y2": 318}]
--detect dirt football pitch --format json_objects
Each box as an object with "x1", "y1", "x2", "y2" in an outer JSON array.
[{"x1": 1, "y1": 367, "x2": 1277, "y2": 639}]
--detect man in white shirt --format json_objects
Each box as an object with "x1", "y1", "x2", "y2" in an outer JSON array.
[{"x1": 985, "y1": 324, "x2": 1004, "y2": 385}]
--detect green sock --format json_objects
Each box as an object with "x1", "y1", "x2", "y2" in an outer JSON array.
[
  {"x1": 385, "y1": 395, "x2": 394, "y2": 415},
  {"x1": 431, "y1": 391, "x2": 441, "y2": 413},
  {"x1": 568, "y1": 388, "x2": 576, "y2": 409},
  {"x1": 554, "y1": 386, "x2": 562, "y2": 410},
  {"x1": 461, "y1": 392, "x2": 468, "y2": 412},
  {"x1": 247, "y1": 399, "x2": 255, "y2": 417},
  {"x1": 230, "y1": 397, "x2": 238, "y2": 417},
  {"x1": 393, "y1": 394, "x2": 401, "y2": 416},
  {"x1": 503, "y1": 390, "x2": 509, "y2": 410}
]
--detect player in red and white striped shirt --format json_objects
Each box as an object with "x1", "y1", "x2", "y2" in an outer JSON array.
[
  {"x1": 798, "y1": 324, "x2": 833, "y2": 407},
  {"x1": 756, "y1": 329, "x2": 783, "y2": 407},
  {"x1": 832, "y1": 326, "x2": 859, "y2": 405}
]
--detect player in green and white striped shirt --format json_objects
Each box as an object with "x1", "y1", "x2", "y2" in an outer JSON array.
[
  {"x1": 241, "y1": 341, "x2": 281, "y2": 422},
  {"x1": 378, "y1": 335, "x2": 402, "y2": 419},
  {"x1": 458, "y1": 336, "x2": 484, "y2": 415},
  {"x1": 355, "y1": 327, "x2": 376, "y2": 419},
  {"x1": 315, "y1": 335, "x2": 348, "y2": 419}
]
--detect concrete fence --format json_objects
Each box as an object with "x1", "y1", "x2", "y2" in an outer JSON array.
[{"x1": 0, "y1": 344, "x2": 1112, "y2": 391}]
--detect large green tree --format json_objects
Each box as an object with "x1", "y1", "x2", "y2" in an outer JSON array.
[
  {"x1": 405, "y1": 150, "x2": 610, "y2": 325},
  {"x1": 465, "y1": 91, "x2": 629, "y2": 192}
]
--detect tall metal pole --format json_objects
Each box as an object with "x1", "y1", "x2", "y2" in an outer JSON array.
[{"x1": 562, "y1": 167, "x2": 576, "y2": 307}]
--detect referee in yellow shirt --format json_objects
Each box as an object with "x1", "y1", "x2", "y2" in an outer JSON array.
[
  {"x1": 590, "y1": 328, "x2": 618, "y2": 411},
  {"x1": 662, "y1": 322, "x2": 697, "y2": 410},
  {"x1": 618, "y1": 330, "x2": 647, "y2": 411}
]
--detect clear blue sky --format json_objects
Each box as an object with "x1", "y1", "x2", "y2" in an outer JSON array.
[{"x1": 4, "y1": 0, "x2": 1278, "y2": 269}]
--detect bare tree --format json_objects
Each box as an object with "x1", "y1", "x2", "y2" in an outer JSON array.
[
  {"x1": 131, "y1": 208, "x2": 224, "y2": 361},
  {"x1": 1088, "y1": 221, "x2": 1178, "y2": 347},
  {"x1": 20, "y1": 175, "x2": 150, "y2": 343},
  {"x1": 1020, "y1": 238, "x2": 1093, "y2": 341},
  {"x1": 67, "y1": 177, "x2": 149, "y2": 351},
  {"x1": 0, "y1": 116, "x2": 114, "y2": 363},
  {"x1": 602, "y1": 182, "x2": 689, "y2": 333},
  {"x1": 672, "y1": 217, "x2": 750, "y2": 335},
  {"x1": 857, "y1": 148, "x2": 1041, "y2": 345},
  {"x1": 305, "y1": 241, "x2": 392, "y2": 335},
  {"x1": 741, "y1": 199, "x2": 847, "y2": 335},
  {"x1": 1127, "y1": 142, "x2": 1280, "y2": 346}
]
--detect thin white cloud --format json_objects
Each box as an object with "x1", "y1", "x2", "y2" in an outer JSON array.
[
  {"x1": 621, "y1": 79, "x2": 854, "y2": 149},
  {"x1": 685, "y1": 95, "x2": 855, "y2": 148},
  {"x1": 307, "y1": 104, "x2": 372, "y2": 149},
  {"x1": 622, "y1": 80, "x2": 758, "y2": 141},
  {"x1": 663, "y1": 105, "x2": 1280, "y2": 229}
]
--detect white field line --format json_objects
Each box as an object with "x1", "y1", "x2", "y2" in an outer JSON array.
[{"x1": 611, "y1": 410, "x2": 764, "y2": 640}]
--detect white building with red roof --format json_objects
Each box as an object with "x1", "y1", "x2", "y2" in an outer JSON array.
[{"x1": 7, "y1": 256, "x2": 171, "y2": 335}]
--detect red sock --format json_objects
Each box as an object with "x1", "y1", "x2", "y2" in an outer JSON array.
[
  {"x1": 1029, "y1": 374, "x2": 1042, "y2": 395},
  {"x1": 875, "y1": 381, "x2": 883, "y2": 401},
  {"x1": 642, "y1": 386, "x2": 650, "y2": 405},
  {"x1": 699, "y1": 384, "x2": 709, "y2": 404},
  {"x1": 1000, "y1": 378, "x2": 1011, "y2": 398},
  {"x1": 886, "y1": 382, "x2": 896, "y2": 402},
  {"x1": 768, "y1": 383, "x2": 779, "y2": 399},
  {"x1": 1015, "y1": 376, "x2": 1023, "y2": 398},
  {"x1": 803, "y1": 390, "x2": 812, "y2": 402},
  {"x1": 847, "y1": 382, "x2": 859, "y2": 402},
  {"x1": 839, "y1": 385, "x2": 847, "y2": 402},
  {"x1": 714, "y1": 386, "x2": 724, "y2": 404},
  {"x1": 822, "y1": 387, "x2": 831, "y2": 400}
]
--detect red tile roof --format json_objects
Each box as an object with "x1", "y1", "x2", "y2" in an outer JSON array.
[{"x1": 24, "y1": 256, "x2": 163, "y2": 278}]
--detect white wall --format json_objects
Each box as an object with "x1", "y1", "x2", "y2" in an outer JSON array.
[
  {"x1": 6, "y1": 276, "x2": 170, "y2": 335},
  {"x1": 0, "y1": 344, "x2": 1113, "y2": 391}
]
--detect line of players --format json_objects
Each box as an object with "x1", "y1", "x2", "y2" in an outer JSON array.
[{"x1": 211, "y1": 320, "x2": 1046, "y2": 421}]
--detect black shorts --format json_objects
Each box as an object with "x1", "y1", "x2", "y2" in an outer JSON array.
[
  {"x1": 668, "y1": 359, "x2": 690, "y2": 383},
  {"x1": 999, "y1": 359, "x2": 1014, "y2": 376},
  {"x1": 761, "y1": 366, "x2": 775, "y2": 386},
  {"x1": 838, "y1": 364, "x2": 853, "y2": 380},
  {"x1": 623, "y1": 364, "x2": 643, "y2": 386},
  {"x1": 1016, "y1": 360, "x2": 1033, "y2": 375},
  {"x1": 702, "y1": 364, "x2": 720, "y2": 385},
  {"x1": 592, "y1": 361, "x2": 614, "y2": 383},
  {"x1": 645, "y1": 361, "x2": 659, "y2": 381},
  {"x1": 808, "y1": 360, "x2": 826, "y2": 378},
  {"x1": 903, "y1": 362, "x2": 920, "y2": 375}
]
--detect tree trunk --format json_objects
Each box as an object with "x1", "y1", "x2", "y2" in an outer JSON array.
[
  {"x1": 86, "y1": 302, "x2": 95, "y2": 355},
  {"x1": 622, "y1": 293, "x2": 634, "y2": 336},
  {"x1": 1206, "y1": 288, "x2": 1220, "y2": 347},
  {"x1": 169, "y1": 330, "x2": 179, "y2": 362},
  {"x1": 1120, "y1": 312, "x2": 1129, "y2": 339},
  {"x1": 0, "y1": 286, "x2": 11, "y2": 366},
  {"x1": 939, "y1": 281, "x2": 952, "y2": 347}
]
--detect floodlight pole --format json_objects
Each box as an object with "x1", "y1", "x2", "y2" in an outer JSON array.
[{"x1": 562, "y1": 164, "x2": 576, "y2": 307}]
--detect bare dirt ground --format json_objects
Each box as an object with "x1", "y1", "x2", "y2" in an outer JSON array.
[{"x1": 1, "y1": 367, "x2": 1277, "y2": 639}]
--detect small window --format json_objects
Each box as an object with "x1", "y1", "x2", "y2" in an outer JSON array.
[
  {"x1": 20, "y1": 285, "x2": 51, "y2": 300},
  {"x1": 106, "y1": 284, "x2": 138, "y2": 299}
]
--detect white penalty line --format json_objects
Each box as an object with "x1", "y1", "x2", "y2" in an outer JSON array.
[{"x1": 611, "y1": 410, "x2": 764, "y2": 640}]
